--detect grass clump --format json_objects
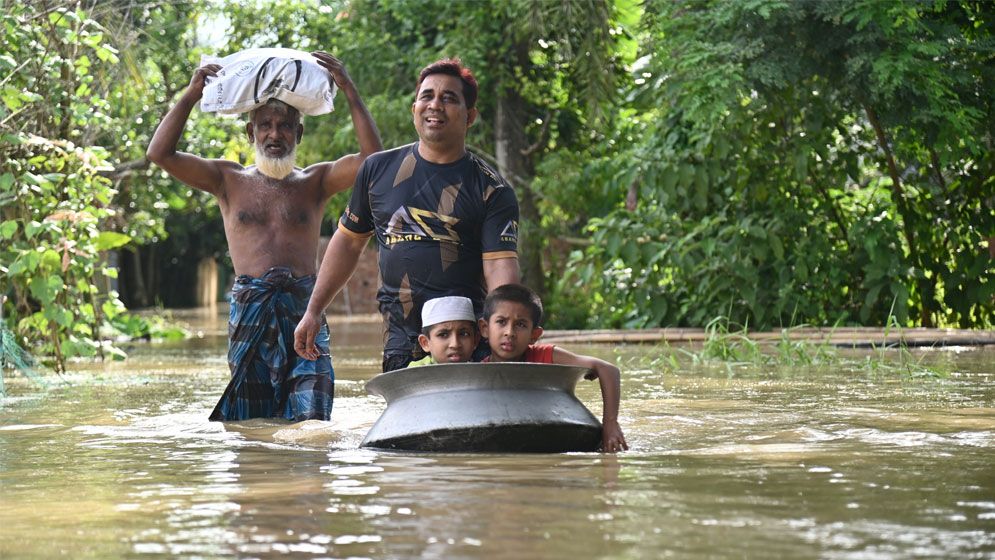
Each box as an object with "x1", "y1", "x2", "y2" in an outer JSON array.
[{"x1": 620, "y1": 313, "x2": 947, "y2": 380}]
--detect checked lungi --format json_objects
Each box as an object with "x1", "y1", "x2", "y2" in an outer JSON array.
[{"x1": 209, "y1": 267, "x2": 334, "y2": 422}]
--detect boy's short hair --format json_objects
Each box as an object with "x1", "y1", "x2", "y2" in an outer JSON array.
[
  {"x1": 482, "y1": 284, "x2": 543, "y2": 326},
  {"x1": 421, "y1": 296, "x2": 476, "y2": 336}
]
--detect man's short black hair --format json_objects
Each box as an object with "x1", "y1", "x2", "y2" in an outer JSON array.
[
  {"x1": 482, "y1": 283, "x2": 543, "y2": 326},
  {"x1": 416, "y1": 58, "x2": 479, "y2": 110}
]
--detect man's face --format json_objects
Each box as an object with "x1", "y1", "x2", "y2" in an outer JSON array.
[
  {"x1": 411, "y1": 73, "x2": 477, "y2": 145},
  {"x1": 247, "y1": 104, "x2": 302, "y2": 179},
  {"x1": 479, "y1": 301, "x2": 542, "y2": 362},
  {"x1": 247, "y1": 104, "x2": 302, "y2": 159},
  {"x1": 418, "y1": 320, "x2": 479, "y2": 363}
]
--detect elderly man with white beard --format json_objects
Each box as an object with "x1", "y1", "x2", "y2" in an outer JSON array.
[{"x1": 147, "y1": 52, "x2": 381, "y2": 422}]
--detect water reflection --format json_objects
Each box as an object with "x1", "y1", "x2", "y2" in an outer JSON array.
[{"x1": 312, "y1": 452, "x2": 626, "y2": 558}]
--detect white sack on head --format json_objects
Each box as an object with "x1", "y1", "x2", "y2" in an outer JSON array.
[{"x1": 199, "y1": 48, "x2": 337, "y2": 116}]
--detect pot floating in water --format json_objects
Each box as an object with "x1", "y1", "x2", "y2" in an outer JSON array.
[{"x1": 360, "y1": 362, "x2": 603, "y2": 452}]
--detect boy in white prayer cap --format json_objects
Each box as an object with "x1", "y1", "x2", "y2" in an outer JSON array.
[{"x1": 407, "y1": 296, "x2": 480, "y2": 366}]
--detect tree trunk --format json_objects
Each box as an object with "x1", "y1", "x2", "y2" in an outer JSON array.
[
  {"x1": 126, "y1": 248, "x2": 149, "y2": 308},
  {"x1": 863, "y1": 104, "x2": 935, "y2": 327},
  {"x1": 196, "y1": 257, "x2": 218, "y2": 309},
  {"x1": 146, "y1": 244, "x2": 158, "y2": 306},
  {"x1": 494, "y1": 43, "x2": 545, "y2": 299}
]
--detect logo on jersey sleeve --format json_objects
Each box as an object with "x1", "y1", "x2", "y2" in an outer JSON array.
[
  {"x1": 384, "y1": 206, "x2": 462, "y2": 245},
  {"x1": 500, "y1": 220, "x2": 518, "y2": 243},
  {"x1": 343, "y1": 207, "x2": 362, "y2": 225}
]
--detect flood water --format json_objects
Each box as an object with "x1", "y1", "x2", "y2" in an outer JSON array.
[{"x1": 1, "y1": 309, "x2": 994, "y2": 559}]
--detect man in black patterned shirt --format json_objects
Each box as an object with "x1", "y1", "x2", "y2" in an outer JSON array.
[{"x1": 295, "y1": 58, "x2": 520, "y2": 371}]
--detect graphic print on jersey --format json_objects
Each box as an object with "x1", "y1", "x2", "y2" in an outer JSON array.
[{"x1": 385, "y1": 205, "x2": 462, "y2": 245}]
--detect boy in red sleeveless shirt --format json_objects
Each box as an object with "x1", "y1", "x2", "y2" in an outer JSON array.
[{"x1": 479, "y1": 284, "x2": 627, "y2": 453}]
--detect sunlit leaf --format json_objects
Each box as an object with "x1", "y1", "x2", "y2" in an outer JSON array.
[
  {"x1": 41, "y1": 249, "x2": 61, "y2": 271},
  {"x1": 93, "y1": 231, "x2": 131, "y2": 251},
  {"x1": 0, "y1": 220, "x2": 16, "y2": 239}
]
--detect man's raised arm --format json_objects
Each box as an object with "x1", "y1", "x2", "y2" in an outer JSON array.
[
  {"x1": 294, "y1": 228, "x2": 371, "y2": 360},
  {"x1": 146, "y1": 64, "x2": 226, "y2": 195},
  {"x1": 311, "y1": 51, "x2": 382, "y2": 196}
]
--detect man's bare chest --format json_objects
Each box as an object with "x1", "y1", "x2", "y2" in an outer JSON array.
[{"x1": 221, "y1": 181, "x2": 324, "y2": 230}]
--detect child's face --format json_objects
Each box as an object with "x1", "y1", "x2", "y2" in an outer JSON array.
[
  {"x1": 479, "y1": 301, "x2": 543, "y2": 362},
  {"x1": 418, "y1": 320, "x2": 479, "y2": 363}
]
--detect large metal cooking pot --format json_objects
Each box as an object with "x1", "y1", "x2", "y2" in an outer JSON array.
[{"x1": 361, "y1": 362, "x2": 603, "y2": 452}]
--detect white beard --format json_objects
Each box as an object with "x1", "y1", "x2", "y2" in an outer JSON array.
[{"x1": 254, "y1": 144, "x2": 297, "y2": 180}]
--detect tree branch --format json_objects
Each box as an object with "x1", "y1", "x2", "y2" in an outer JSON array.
[
  {"x1": 625, "y1": 177, "x2": 638, "y2": 212},
  {"x1": 928, "y1": 146, "x2": 946, "y2": 191},
  {"x1": 100, "y1": 157, "x2": 150, "y2": 180},
  {"x1": 520, "y1": 110, "x2": 554, "y2": 157}
]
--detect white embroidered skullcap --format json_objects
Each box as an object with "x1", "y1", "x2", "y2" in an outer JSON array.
[{"x1": 421, "y1": 296, "x2": 476, "y2": 327}]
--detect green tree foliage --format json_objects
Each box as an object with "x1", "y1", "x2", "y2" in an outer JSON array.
[
  {"x1": 0, "y1": 4, "x2": 133, "y2": 370},
  {"x1": 563, "y1": 0, "x2": 994, "y2": 329},
  {"x1": 0, "y1": 2, "x2": 212, "y2": 371}
]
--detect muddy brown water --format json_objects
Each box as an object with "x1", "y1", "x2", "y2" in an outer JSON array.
[{"x1": 1, "y1": 310, "x2": 993, "y2": 559}]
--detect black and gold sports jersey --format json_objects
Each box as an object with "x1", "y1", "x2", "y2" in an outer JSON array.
[{"x1": 338, "y1": 142, "x2": 519, "y2": 358}]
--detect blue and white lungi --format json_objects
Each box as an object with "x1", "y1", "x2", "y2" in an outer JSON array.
[{"x1": 209, "y1": 267, "x2": 334, "y2": 422}]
